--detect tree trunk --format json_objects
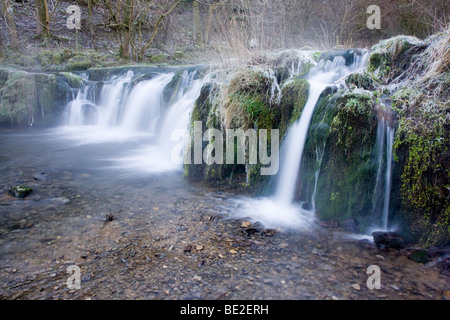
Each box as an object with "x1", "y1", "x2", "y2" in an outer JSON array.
[
  {"x1": 193, "y1": 1, "x2": 202, "y2": 44},
  {"x1": 204, "y1": 1, "x2": 218, "y2": 45},
  {"x1": 0, "y1": 0, "x2": 20, "y2": 50},
  {"x1": 119, "y1": 0, "x2": 132, "y2": 59},
  {"x1": 0, "y1": 28, "x2": 4, "y2": 57},
  {"x1": 88, "y1": 0, "x2": 96, "y2": 48},
  {"x1": 35, "y1": 0, "x2": 50, "y2": 37}
]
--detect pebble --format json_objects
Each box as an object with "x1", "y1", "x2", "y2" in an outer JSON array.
[
  {"x1": 241, "y1": 221, "x2": 252, "y2": 228},
  {"x1": 443, "y1": 290, "x2": 450, "y2": 300},
  {"x1": 390, "y1": 284, "x2": 400, "y2": 291},
  {"x1": 351, "y1": 283, "x2": 361, "y2": 290}
]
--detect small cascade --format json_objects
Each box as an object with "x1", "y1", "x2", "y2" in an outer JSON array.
[
  {"x1": 230, "y1": 50, "x2": 370, "y2": 230},
  {"x1": 61, "y1": 68, "x2": 207, "y2": 172},
  {"x1": 119, "y1": 73, "x2": 174, "y2": 132},
  {"x1": 372, "y1": 99, "x2": 395, "y2": 231},
  {"x1": 275, "y1": 50, "x2": 369, "y2": 205},
  {"x1": 383, "y1": 125, "x2": 395, "y2": 230},
  {"x1": 66, "y1": 71, "x2": 175, "y2": 133},
  {"x1": 310, "y1": 145, "x2": 325, "y2": 212}
]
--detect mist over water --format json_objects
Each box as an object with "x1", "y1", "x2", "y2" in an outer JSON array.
[{"x1": 56, "y1": 70, "x2": 206, "y2": 174}]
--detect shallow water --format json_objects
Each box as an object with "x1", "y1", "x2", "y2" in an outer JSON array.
[{"x1": 0, "y1": 128, "x2": 448, "y2": 300}]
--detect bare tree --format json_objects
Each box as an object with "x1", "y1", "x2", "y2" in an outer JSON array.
[
  {"x1": 0, "y1": 0, "x2": 19, "y2": 51},
  {"x1": 35, "y1": 0, "x2": 60, "y2": 38},
  {"x1": 35, "y1": 0, "x2": 50, "y2": 37}
]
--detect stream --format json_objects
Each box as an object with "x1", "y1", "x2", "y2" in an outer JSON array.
[{"x1": 0, "y1": 127, "x2": 448, "y2": 300}]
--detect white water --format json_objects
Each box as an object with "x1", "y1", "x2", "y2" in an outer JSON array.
[
  {"x1": 57, "y1": 69, "x2": 206, "y2": 173},
  {"x1": 230, "y1": 50, "x2": 369, "y2": 230},
  {"x1": 276, "y1": 52, "x2": 369, "y2": 205},
  {"x1": 382, "y1": 125, "x2": 395, "y2": 230},
  {"x1": 112, "y1": 71, "x2": 207, "y2": 173},
  {"x1": 372, "y1": 105, "x2": 395, "y2": 232}
]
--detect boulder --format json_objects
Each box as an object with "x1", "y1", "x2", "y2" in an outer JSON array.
[
  {"x1": 8, "y1": 185, "x2": 33, "y2": 198},
  {"x1": 341, "y1": 218, "x2": 359, "y2": 232},
  {"x1": 372, "y1": 231, "x2": 405, "y2": 249}
]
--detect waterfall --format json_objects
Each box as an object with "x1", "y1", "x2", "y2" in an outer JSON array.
[
  {"x1": 372, "y1": 99, "x2": 395, "y2": 231},
  {"x1": 383, "y1": 126, "x2": 395, "y2": 230},
  {"x1": 275, "y1": 51, "x2": 369, "y2": 205},
  {"x1": 230, "y1": 50, "x2": 369, "y2": 230},
  {"x1": 311, "y1": 145, "x2": 325, "y2": 212},
  {"x1": 274, "y1": 80, "x2": 327, "y2": 204},
  {"x1": 66, "y1": 71, "x2": 174, "y2": 132},
  {"x1": 61, "y1": 69, "x2": 206, "y2": 172}
]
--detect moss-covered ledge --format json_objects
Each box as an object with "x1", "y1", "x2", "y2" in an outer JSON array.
[{"x1": 0, "y1": 68, "x2": 83, "y2": 126}]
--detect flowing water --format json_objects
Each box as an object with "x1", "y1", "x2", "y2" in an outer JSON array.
[
  {"x1": 230, "y1": 51, "x2": 370, "y2": 230},
  {"x1": 372, "y1": 99, "x2": 395, "y2": 232},
  {"x1": 0, "y1": 64, "x2": 448, "y2": 300}
]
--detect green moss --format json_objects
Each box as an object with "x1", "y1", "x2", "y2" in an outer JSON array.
[
  {"x1": 312, "y1": 89, "x2": 378, "y2": 226},
  {"x1": 346, "y1": 72, "x2": 379, "y2": 91},
  {"x1": 0, "y1": 71, "x2": 36, "y2": 125},
  {"x1": 392, "y1": 85, "x2": 449, "y2": 247},
  {"x1": 150, "y1": 54, "x2": 167, "y2": 64},
  {"x1": 408, "y1": 250, "x2": 431, "y2": 263},
  {"x1": 278, "y1": 78, "x2": 309, "y2": 138},
  {"x1": 66, "y1": 56, "x2": 93, "y2": 71},
  {"x1": 9, "y1": 186, "x2": 33, "y2": 198},
  {"x1": 57, "y1": 72, "x2": 84, "y2": 88}
]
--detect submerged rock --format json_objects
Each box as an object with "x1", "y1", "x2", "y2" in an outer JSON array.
[
  {"x1": 341, "y1": 218, "x2": 359, "y2": 233},
  {"x1": 372, "y1": 231, "x2": 405, "y2": 249},
  {"x1": 34, "y1": 172, "x2": 48, "y2": 181},
  {"x1": 8, "y1": 186, "x2": 33, "y2": 198}
]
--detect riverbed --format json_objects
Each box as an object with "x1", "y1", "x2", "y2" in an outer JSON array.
[{"x1": 0, "y1": 127, "x2": 448, "y2": 300}]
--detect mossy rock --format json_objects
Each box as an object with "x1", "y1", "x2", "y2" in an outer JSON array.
[
  {"x1": 8, "y1": 186, "x2": 33, "y2": 198},
  {"x1": 57, "y1": 72, "x2": 84, "y2": 88},
  {"x1": 278, "y1": 78, "x2": 309, "y2": 136},
  {"x1": 312, "y1": 89, "x2": 378, "y2": 226},
  {"x1": 0, "y1": 69, "x2": 74, "y2": 126},
  {"x1": 346, "y1": 72, "x2": 378, "y2": 91},
  {"x1": 269, "y1": 50, "x2": 314, "y2": 83},
  {"x1": 8, "y1": 53, "x2": 39, "y2": 68},
  {"x1": 0, "y1": 70, "x2": 36, "y2": 125},
  {"x1": 150, "y1": 54, "x2": 167, "y2": 64},
  {"x1": 36, "y1": 51, "x2": 55, "y2": 69},
  {"x1": 66, "y1": 56, "x2": 93, "y2": 71},
  {"x1": 408, "y1": 250, "x2": 431, "y2": 264},
  {"x1": 173, "y1": 51, "x2": 185, "y2": 60},
  {"x1": 62, "y1": 49, "x2": 74, "y2": 61},
  {"x1": 368, "y1": 35, "x2": 421, "y2": 81}
]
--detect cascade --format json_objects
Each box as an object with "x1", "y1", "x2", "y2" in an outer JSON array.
[
  {"x1": 231, "y1": 50, "x2": 370, "y2": 230},
  {"x1": 275, "y1": 51, "x2": 369, "y2": 205},
  {"x1": 63, "y1": 69, "x2": 206, "y2": 172},
  {"x1": 373, "y1": 101, "x2": 395, "y2": 231}
]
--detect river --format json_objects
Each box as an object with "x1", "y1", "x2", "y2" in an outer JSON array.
[{"x1": 0, "y1": 127, "x2": 448, "y2": 300}]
